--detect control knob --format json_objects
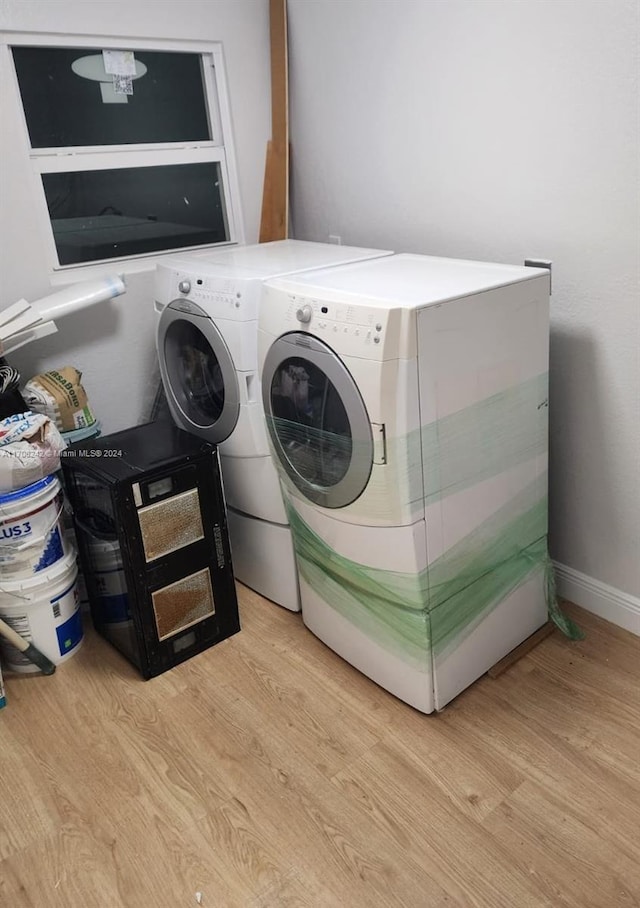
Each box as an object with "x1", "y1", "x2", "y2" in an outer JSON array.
[
  {"x1": 296, "y1": 304, "x2": 313, "y2": 324},
  {"x1": 178, "y1": 279, "x2": 191, "y2": 294}
]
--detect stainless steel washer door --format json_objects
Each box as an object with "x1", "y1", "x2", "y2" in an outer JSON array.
[
  {"x1": 262, "y1": 332, "x2": 373, "y2": 509},
  {"x1": 158, "y1": 299, "x2": 240, "y2": 443}
]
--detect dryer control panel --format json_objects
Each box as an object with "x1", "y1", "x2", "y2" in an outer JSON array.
[
  {"x1": 259, "y1": 288, "x2": 417, "y2": 361},
  {"x1": 261, "y1": 286, "x2": 416, "y2": 360},
  {"x1": 292, "y1": 294, "x2": 386, "y2": 345}
]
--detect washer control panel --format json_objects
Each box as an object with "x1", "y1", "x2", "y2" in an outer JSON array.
[{"x1": 173, "y1": 273, "x2": 243, "y2": 312}]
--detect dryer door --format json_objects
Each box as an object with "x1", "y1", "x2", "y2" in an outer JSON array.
[
  {"x1": 158, "y1": 299, "x2": 240, "y2": 443},
  {"x1": 262, "y1": 332, "x2": 373, "y2": 509}
]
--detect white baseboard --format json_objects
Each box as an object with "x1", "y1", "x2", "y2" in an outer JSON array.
[{"x1": 553, "y1": 562, "x2": 640, "y2": 637}]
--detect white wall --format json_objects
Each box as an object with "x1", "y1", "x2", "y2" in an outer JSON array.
[
  {"x1": 0, "y1": 0, "x2": 270, "y2": 430},
  {"x1": 287, "y1": 0, "x2": 640, "y2": 607}
]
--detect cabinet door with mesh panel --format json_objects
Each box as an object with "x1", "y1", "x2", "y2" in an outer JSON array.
[
  {"x1": 137, "y1": 488, "x2": 205, "y2": 562},
  {"x1": 151, "y1": 567, "x2": 216, "y2": 641},
  {"x1": 122, "y1": 454, "x2": 240, "y2": 678}
]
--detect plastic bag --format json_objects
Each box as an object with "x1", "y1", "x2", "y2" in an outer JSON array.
[{"x1": 0, "y1": 411, "x2": 67, "y2": 492}]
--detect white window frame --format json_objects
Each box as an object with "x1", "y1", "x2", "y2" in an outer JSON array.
[{"x1": 5, "y1": 32, "x2": 245, "y2": 277}]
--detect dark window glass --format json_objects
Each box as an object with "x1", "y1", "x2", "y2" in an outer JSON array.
[
  {"x1": 42, "y1": 162, "x2": 228, "y2": 264},
  {"x1": 164, "y1": 320, "x2": 226, "y2": 426},
  {"x1": 12, "y1": 47, "x2": 211, "y2": 148},
  {"x1": 269, "y1": 357, "x2": 353, "y2": 487}
]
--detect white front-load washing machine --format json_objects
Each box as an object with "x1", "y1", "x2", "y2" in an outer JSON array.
[
  {"x1": 154, "y1": 240, "x2": 392, "y2": 611},
  {"x1": 258, "y1": 253, "x2": 551, "y2": 710}
]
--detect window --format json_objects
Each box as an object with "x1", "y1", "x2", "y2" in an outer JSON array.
[{"x1": 8, "y1": 38, "x2": 244, "y2": 270}]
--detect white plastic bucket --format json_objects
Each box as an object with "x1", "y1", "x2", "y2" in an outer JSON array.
[
  {"x1": 63, "y1": 527, "x2": 91, "y2": 613},
  {"x1": 0, "y1": 475, "x2": 68, "y2": 578},
  {"x1": 88, "y1": 536, "x2": 130, "y2": 624},
  {"x1": 0, "y1": 550, "x2": 82, "y2": 673}
]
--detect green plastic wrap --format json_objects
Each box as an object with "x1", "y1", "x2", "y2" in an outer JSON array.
[
  {"x1": 268, "y1": 372, "x2": 550, "y2": 522},
  {"x1": 270, "y1": 368, "x2": 582, "y2": 656},
  {"x1": 545, "y1": 559, "x2": 585, "y2": 640},
  {"x1": 421, "y1": 372, "x2": 549, "y2": 504},
  {"x1": 286, "y1": 476, "x2": 573, "y2": 669}
]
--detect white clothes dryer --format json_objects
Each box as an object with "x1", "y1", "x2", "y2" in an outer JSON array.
[
  {"x1": 258, "y1": 254, "x2": 551, "y2": 711},
  {"x1": 154, "y1": 240, "x2": 392, "y2": 611}
]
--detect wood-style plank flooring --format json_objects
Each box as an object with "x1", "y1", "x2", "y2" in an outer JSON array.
[{"x1": 1, "y1": 588, "x2": 638, "y2": 907}]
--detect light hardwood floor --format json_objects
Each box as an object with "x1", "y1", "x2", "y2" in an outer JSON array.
[{"x1": 1, "y1": 588, "x2": 639, "y2": 908}]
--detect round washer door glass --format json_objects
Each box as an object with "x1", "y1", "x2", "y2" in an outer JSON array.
[
  {"x1": 160, "y1": 304, "x2": 239, "y2": 443},
  {"x1": 262, "y1": 333, "x2": 373, "y2": 509},
  {"x1": 165, "y1": 319, "x2": 224, "y2": 423}
]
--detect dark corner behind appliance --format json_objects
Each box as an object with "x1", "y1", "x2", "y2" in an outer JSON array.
[{"x1": 61, "y1": 420, "x2": 240, "y2": 679}]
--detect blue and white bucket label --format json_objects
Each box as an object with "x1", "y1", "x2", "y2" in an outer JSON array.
[
  {"x1": 92, "y1": 546, "x2": 130, "y2": 623},
  {"x1": 0, "y1": 560, "x2": 82, "y2": 673},
  {"x1": 55, "y1": 607, "x2": 83, "y2": 656},
  {"x1": 35, "y1": 525, "x2": 65, "y2": 571},
  {"x1": 0, "y1": 485, "x2": 67, "y2": 577}
]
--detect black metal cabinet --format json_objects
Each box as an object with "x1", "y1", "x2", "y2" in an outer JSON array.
[{"x1": 62, "y1": 421, "x2": 240, "y2": 678}]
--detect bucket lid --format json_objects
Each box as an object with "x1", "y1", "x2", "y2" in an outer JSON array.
[
  {"x1": 0, "y1": 473, "x2": 58, "y2": 505},
  {"x1": 0, "y1": 548, "x2": 77, "y2": 593}
]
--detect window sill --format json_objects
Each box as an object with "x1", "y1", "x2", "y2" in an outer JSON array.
[{"x1": 48, "y1": 242, "x2": 240, "y2": 287}]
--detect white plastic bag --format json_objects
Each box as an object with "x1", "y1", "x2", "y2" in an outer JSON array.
[{"x1": 0, "y1": 411, "x2": 67, "y2": 492}]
